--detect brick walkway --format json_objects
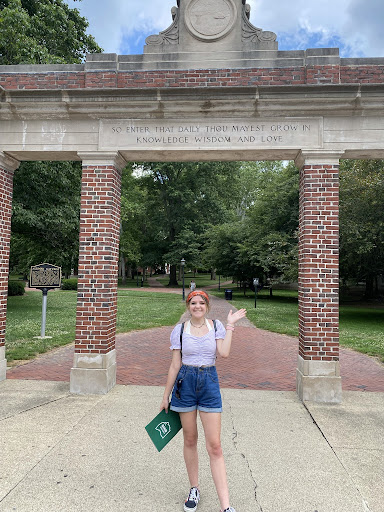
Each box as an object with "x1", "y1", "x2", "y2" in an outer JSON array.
[{"x1": 7, "y1": 293, "x2": 384, "y2": 392}]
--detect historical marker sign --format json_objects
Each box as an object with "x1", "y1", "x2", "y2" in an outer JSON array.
[
  {"x1": 30, "y1": 263, "x2": 62, "y2": 289},
  {"x1": 29, "y1": 263, "x2": 61, "y2": 339}
]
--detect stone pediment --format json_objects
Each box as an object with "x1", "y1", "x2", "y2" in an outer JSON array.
[
  {"x1": 142, "y1": 0, "x2": 278, "y2": 69},
  {"x1": 145, "y1": 0, "x2": 277, "y2": 48}
]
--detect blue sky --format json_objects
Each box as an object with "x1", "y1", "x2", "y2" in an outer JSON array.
[{"x1": 66, "y1": 0, "x2": 384, "y2": 59}]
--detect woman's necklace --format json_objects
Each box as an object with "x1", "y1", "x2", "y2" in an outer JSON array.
[{"x1": 190, "y1": 320, "x2": 205, "y2": 329}]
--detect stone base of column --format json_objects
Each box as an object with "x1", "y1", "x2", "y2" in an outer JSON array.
[
  {"x1": 296, "y1": 355, "x2": 342, "y2": 403},
  {"x1": 70, "y1": 350, "x2": 116, "y2": 395},
  {"x1": 0, "y1": 346, "x2": 6, "y2": 381}
]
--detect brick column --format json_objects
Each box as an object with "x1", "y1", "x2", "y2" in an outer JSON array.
[
  {"x1": 295, "y1": 151, "x2": 344, "y2": 403},
  {"x1": 70, "y1": 152, "x2": 126, "y2": 394},
  {"x1": 0, "y1": 153, "x2": 20, "y2": 381}
]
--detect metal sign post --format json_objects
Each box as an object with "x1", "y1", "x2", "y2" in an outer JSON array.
[
  {"x1": 40, "y1": 288, "x2": 49, "y2": 338},
  {"x1": 253, "y1": 278, "x2": 259, "y2": 308},
  {"x1": 29, "y1": 263, "x2": 62, "y2": 339}
]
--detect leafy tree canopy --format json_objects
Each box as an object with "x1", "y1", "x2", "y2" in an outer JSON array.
[
  {"x1": 10, "y1": 161, "x2": 82, "y2": 276},
  {"x1": 203, "y1": 161, "x2": 299, "y2": 285},
  {"x1": 0, "y1": 0, "x2": 102, "y2": 65},
  {"x1": 136, "y1": 161, "x2": 242, "y2": 284},
  {"x1": 339, "y1": 159, "x2": 384, "y2": 297}
]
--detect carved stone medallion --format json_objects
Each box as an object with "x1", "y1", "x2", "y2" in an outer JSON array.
[{"x1": 185, "y1": 0, "x2": 237, "y2": 41}]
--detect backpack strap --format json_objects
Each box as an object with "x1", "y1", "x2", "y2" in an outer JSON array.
[{"x1": 179, "y1": 322, "x2": 184, "y2": 361}]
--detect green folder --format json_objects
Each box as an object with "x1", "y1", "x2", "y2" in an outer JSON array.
[{"x1": 145, "y1": 407, "x2": 182, "y2": 452}]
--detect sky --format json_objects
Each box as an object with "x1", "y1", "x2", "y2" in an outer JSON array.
[{"x1": 65, "y1": 0, "x2": 384, "y2": 59}]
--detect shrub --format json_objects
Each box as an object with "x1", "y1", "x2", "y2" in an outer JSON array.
[
  {"x1": 8, "y1": 280, "x2": 25, "y2": 296},
  {"x1": 61, "y1": 278, "x2": 78, "y2": 290}
]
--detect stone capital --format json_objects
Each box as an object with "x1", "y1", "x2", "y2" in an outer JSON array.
[
  {"x1": 295, "y1": 150, "x2": 345, "y2": 170},
  {"x1": 77, "y1": 152, "x2": 127, "y2": 172},
  {"x1": 0, "y1": 152, "x2": 20, "y2": 172}
]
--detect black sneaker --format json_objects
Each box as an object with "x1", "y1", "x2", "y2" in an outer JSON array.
[{"x1": 184, "y1": 487, "x2": 200, "y2": 511}]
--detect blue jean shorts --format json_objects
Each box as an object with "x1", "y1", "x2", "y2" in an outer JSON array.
[{"x1": 170, "y1": 364, "x2": 222, "y2": 413}]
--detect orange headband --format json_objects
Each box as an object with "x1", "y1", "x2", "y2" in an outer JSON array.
[{"x1": 186, "y1": 290, "x2": 209, "y2": 304}]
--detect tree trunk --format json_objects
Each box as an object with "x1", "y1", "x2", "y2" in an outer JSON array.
[
  {"x1": 211, "y1": 269, "x2": 216, "y2": 280},
  {"x1": 364, "y1": 274, "x2": 375, "y2": 299},
  {"x1": 120, "y1": 255, "x2": 127, "y2": 285},
  {"x1": 169, "y1": 264, "x2": 178, "y2": 286}
]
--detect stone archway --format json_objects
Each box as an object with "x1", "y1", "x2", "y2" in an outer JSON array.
[{"x1": 1, "y1": 0, "x2": 384, "y2": 402}]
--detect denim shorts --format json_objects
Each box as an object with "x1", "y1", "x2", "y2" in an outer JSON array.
[{"x1": 170, "y1": 364, "x2": 222, "y2": 413}]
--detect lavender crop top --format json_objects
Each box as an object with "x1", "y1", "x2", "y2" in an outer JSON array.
[{"x1": 170, "y1": 319, "x2": 226, "y2": 367}]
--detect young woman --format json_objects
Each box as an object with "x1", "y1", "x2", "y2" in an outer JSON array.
[{"x1": 160, "y1": 290, "x2": 247, "y2": 512}]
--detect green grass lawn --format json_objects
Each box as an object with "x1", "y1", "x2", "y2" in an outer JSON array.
[
  {"x1": 157, "y1": 272, "x2": 231, "y2": 288},
  {"x1": 5, "y1": 286, "x2": 384, "y2": 364},
  {"x1": 5, "y1": 290, "x2": 185, "y2": 362},
  {"x1": 211, "y1": 288, "x2": 384, "y2": 363},
  {"x1": 118, "y1": 277, "x2": 149, "y2": 287}
]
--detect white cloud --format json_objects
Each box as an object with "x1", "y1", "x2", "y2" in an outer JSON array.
[
  {"x1": 66, "y1": 0, "x2": 384, "y2": 58},
  {"x1": 67, "y1": 0, "x2": 176, "y2": 54},
  {"x1": 343, "y1": 0, "x2": 384, "y2": 57}
]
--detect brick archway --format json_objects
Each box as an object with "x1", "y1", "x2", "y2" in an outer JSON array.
[{"x1": 1, "y1": 1, "x2": 384, "y2": 402}]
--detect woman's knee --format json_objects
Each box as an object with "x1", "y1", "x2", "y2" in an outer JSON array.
[
  {"x1": 206, "y1": 440, "x2": 223, "y2": 459},
  {"x1": 183, "y1": 431, "x2": 198, "y2": 449}
]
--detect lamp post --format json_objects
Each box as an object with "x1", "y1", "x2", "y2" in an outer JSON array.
[
  {"x1": 181, "y1": 258, "x2": 186, "y2": 300},
  {"x1": 253, "y1": 278, "x2": 259, "y2": 308}
]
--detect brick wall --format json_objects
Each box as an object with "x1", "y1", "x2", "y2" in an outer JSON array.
[
  {"x1": 0, "y1": 165, "x2": 15, "y2": 348},
  {"x1": 1, "y1": 64, "x2": 384, "y2": 90},
  {"x1": 75, "y1": 163, "x2": 122, "y2": 355},
  {"x1": 298, "y1": 164, "x2": 340, "y2": 362}
]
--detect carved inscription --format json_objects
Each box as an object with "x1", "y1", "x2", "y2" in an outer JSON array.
[{"x1": 100, "y1": 119, "x2": 322, "y2": 150}]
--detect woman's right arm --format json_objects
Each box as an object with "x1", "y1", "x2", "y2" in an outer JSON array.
[{"x1": 160, "y1": 349, "x2": 182, "y2": 413}]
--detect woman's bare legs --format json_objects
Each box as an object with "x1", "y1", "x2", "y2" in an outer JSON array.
[
  {"x1": 199, "y1": 411, "x2": 230, "y2": 510},
  {"x1": 180, "y1": 410, "x2": 199, "y2": 488}
]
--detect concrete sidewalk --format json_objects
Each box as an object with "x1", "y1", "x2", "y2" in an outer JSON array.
[{"x1": 1, "y1": 379, "x2": 383, "y2": 512}]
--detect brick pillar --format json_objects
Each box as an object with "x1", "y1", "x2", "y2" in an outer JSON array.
[
  {"x1": 70, "y1": 152, "x2": 126, "y2": 394},
  {"x1": 0, "y1": 153, "x2": 20, "y2": 381},
  {"x1": 295, "y1": 151, "x2": 343, "y2": 403}
]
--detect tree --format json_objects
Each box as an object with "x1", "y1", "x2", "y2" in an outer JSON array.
[
  {"x1": 203, "y1": 161, "x2": 299, "y2": 287},
  {"x1": 203, "y1": 221, "x2": 255, "y2": 282},
  {"x1": 0, "y1": 0, "x2": 102, "y2": 65},
  {"x1": 339, "y1": 159, "x2": 384, "y2": 298},
  {"x1": 3, "y1": 0, "x2": 102, "y2": 277},
  {"x1": 138, "y1": 161, "x2": 242, "y2": 285},
  {"x1": 10, "y1": 161, "x2": 82, "y2": 276},
  {"x1": 119, "y1": 165, "x2": 148, "y2": 281},
  {"x1": 243, "y1": 161, "x2": 299, "y2": 284}
]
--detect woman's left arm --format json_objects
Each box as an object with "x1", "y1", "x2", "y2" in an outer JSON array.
[{"x1": 216, "y1": 308, "x2": 247, "y2": 358}]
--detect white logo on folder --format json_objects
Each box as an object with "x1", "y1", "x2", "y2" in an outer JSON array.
[{"x1": 155, "y1": 421, "x2": 171, "y2": 439}]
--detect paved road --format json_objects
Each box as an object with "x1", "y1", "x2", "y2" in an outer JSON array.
[{"x1": 7, "y1": 292, "x2": 384, "y2": 392}]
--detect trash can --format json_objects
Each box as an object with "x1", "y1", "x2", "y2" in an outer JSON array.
[{"x1": 224, "y1": 289, "x2": 232, "y2": 300}]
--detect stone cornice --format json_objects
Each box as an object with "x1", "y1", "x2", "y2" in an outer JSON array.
[
  {"x1": 1, "y1": 84, "x2": 384, "y2": 120},
  {"x1": 0, "y1": 55, "x2": 383, "y2": 74}
]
